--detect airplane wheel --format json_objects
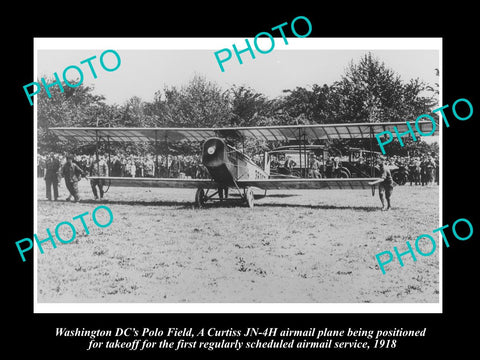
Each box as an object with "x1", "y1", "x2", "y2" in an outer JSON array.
[
  {"x1": 245, "y1": 187, "x2": 254, "y2": 208},
  {"x1": 195, "y1": 188, "x2": 206, "y2": 208},
  {"x1": 371, "y1": 186, "x2": 375, "y2": 196}
]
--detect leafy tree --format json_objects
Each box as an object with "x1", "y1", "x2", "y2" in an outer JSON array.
[
  {"x1": 227, "y1": 85, "x2": 274, "y2": 126},
  {"x1": 156, "y1": 74, "x2": 232, "y2": 128},
  {"x1": 37, "y1": 77, "x2": 107, "y2": 153},
  {"x1": 330, "y1": 53, "x2": 431, "y2": 123},
  {"x1": 119, "y1": 96, "x2": 145, "y2": 127},
  {"x1": 425, "y1": 68, "x2": 440, "y2": 109},
  {"x1": 140, "y1": 75, "x2": 233, "y2": 154},
  {"x1": 317, "y1": 53, "x2": 437, "y2": 155},
  {"x1": 37, "y1": 55, "x2": 439, "y2": 159},
  {"x1": 278, "y1": 84, "x2": 334, "y2": 125}
]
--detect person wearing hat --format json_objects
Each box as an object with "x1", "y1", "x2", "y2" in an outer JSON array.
[
  {"x1": 44, "y1": 152, "x2": 61, "y2": 201},
  {"x1": 308, "y1": 153, "x2": 322, "y2": 178},
  {"x1": 61, "y1": 154, "x2": 84, "y2": 202},
  {"x1": 377, "y1": 160, "x2": 394, "y2": 210},
  {"x1": 284, "y1": 155, "x2": 296, "y2": 174},
  {"x1": 325, "y1": 157, "x2": 334, "y2": 178},
  {"x1": 89, "y1": 154, "x2": 109, "y2": 200}
]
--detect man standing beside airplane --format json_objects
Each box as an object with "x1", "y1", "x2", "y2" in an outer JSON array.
[
  {"x1": 378, "y1": 161, "x2": 394, "y2": 211},
  {"x1": 61, "y1": 154, "x2": 84, "y2": 202}
]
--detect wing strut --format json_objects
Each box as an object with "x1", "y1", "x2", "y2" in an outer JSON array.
[
  {"x1": 154, "y1": 130, "x2": 159, "y2": 177},
  {"x1": 298, "y1": 128, "x2": 304, "y2": 178},
  {"x1": 107, "y1": 135, "x2": 111, "y2": 175},
  {"x1": 165, "y1": 132, "x2": 169, "y2": 178},
  {"x1": 369, "y1": 126, "x2": 374, "y2": 176}
]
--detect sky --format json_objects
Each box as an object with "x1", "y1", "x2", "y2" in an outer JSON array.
[{"x1": 36, "y1": 38, "x2": 441, "y2": 106}]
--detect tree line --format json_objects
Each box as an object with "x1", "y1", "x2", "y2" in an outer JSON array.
[{"x1": 37, "y1": 52, "x2": 439, "y2": 157}]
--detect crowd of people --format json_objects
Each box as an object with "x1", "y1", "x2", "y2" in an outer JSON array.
[
  {"x1": 37, "y1": 152, "x2": 209, "y2": 202},
  {"x1": 37, "y1": 153, "x2": 209, "y2": 180},
  {"x1": 269, "y1": 151, "x2": 439, "y2": 186},
  {"x1": 37, "y1": 150, "x2": 439, "y2": 203},
  {"x1": 383, "y1": 153, "x2": 439, "y2": 186}
]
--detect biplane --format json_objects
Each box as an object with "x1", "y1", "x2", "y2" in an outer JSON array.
[{"x1": 50, "y1": 121, "x2": 437, "y2": 208}]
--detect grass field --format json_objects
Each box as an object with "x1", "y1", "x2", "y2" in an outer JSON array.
[{"x1": 36, "y1": 179, "x2": 440, "y2": 304}]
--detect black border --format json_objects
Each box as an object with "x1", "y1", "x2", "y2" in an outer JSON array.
[{"x1": 6, "y1": 5, "x2": 478, "y2": 356}]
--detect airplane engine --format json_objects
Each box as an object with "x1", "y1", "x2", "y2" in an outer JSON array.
[
  {"x1": 202, "y1": 138, "x2": 235, "y2": 186},
  {"x1": 202, "y1": 138, "x2": 225, "y2": 167}
]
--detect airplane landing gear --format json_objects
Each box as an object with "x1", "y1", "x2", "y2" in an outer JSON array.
[
  {"x1": 195, "y1": 188, "x2": 207, "y2": 208},
  {"x1": 194, "y1": 186, "x2": 256, "y2": 208},
  {"x1": 244, "y1": 187, "x2": 254, "y2": 208}
]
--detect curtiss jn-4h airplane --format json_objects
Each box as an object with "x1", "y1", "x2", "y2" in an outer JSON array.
[{"x1": 51, "y1": 121, "x2": 436, "y2": 208}]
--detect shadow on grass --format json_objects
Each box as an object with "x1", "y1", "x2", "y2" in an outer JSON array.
[
  {"x1": 259, "y1": 194, "x2": 299, "y2": 198},
  {"x1": 40, "y1": 198, "x2": 193, "y2": 209},
  {"x1": 42, "y1": 198, "x2": 379, "y2": 211},
  {"x1": 215, "y1": 193, "x2": 299, "y2": 199},
  {"x1": 254, "y1": 203, "x2": 379, "y2": 211}
]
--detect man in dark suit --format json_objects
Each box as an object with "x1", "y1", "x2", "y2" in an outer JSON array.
[
  {"x1": 61, "y1": 154, "x2": 84, "y2": 202},
  {"x1": 44, "y1": 153, "x2": 61, "y2": 201}
]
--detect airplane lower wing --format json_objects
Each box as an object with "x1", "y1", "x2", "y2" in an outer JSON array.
[
  {"x1": 89, "y1": 176, "x2": 381, "y2": 190},
  {"x1": 88, "y1": 176, "x2": 219, "y2": 189},
  {"x1": 237, "y1": 178, "x2": 381, "y2": 190}
]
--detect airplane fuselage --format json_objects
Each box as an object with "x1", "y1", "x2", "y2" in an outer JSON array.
[{"x1": 202, "y1": 137, "x2": 268, "y2": 187}]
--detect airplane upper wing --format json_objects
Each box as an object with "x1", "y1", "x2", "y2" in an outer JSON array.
[
  {"x1": 50, "y1": 128, "x2": 217, "y2": 143},
  {"x1": 50, "y1": 121, "x2": 437, "y2": 143}
]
